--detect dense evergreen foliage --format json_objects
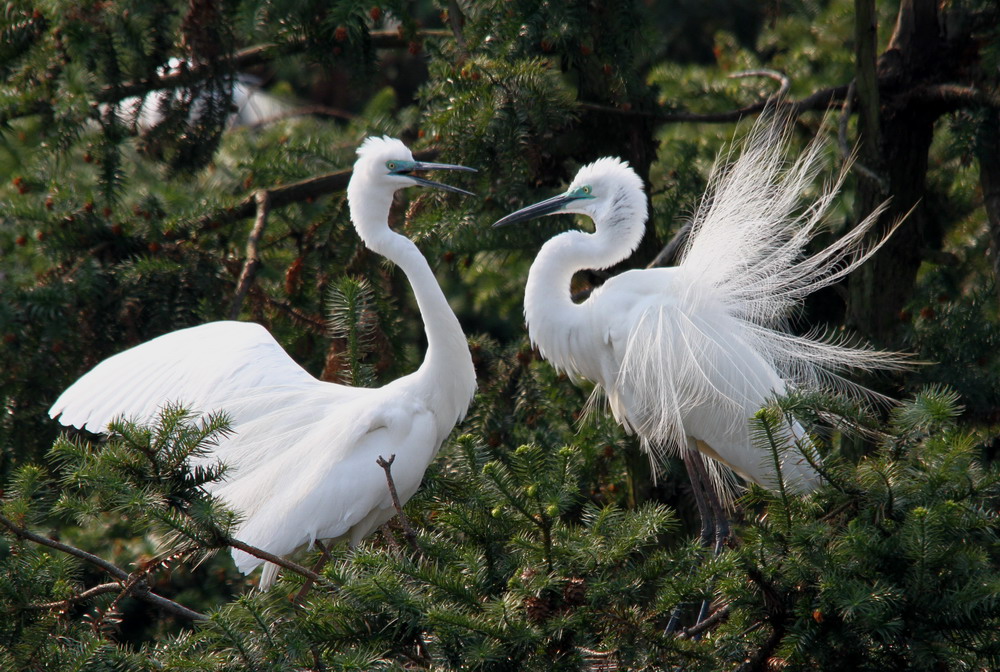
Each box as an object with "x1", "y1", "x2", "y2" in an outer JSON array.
[{"x1": 2, "y1": 0, "x2": 999, "y2": 669}]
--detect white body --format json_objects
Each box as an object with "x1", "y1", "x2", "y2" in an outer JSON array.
[
  {"x1": 515, "y1": 119, "x2": 905, "y2": 495},
  {"x1": 50, "y1": 137, "x2": 477, "y2": 588}
]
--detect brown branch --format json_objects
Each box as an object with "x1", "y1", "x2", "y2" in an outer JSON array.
[
  {"x1": 579, "y1": 84, "x2": 850, "y2": 124},
  {"x1": 25, "y1": 582, "x2": 122, "y2": 611},
  {"x1": 223, "y1": 535, "x2": 323, "y2": 584},
  {"x1": 900, "y1": 83, "x2": 1000, "y2": 111},
  {"x1": 229, "y1": 190, "x2": 270, "y2": 319},
  {"x1": 0, "y1": 513, "x2": 206, "y2": 621},
  {"x1": 0, "y1": 513, "x2": 129, "y2": 581},
  {"x1": 729, "y1": 69, "x2": 791, "y2": 100},
  {"x1": 376, "y1": 454, "x2": 421, "y2": 554},
  {"x1": 678, "y1": 605, "x2": 730, "y2": 639}
]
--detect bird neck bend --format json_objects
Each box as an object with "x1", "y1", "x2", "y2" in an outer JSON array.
[
  {"x1": 524, "y1": 223, "x2": 639, "y2": 347},
  {"x1": 348, "y1": 188, "x2": 474, "y2": 414}
]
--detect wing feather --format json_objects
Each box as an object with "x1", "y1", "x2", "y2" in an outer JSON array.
[{"x1": 48, "y1": 321, "x2": 354, "y2": 432}]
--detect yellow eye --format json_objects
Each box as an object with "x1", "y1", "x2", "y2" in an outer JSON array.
[
  {"x1": 386, "y1": 161, "x2": 397, "y2": 171},
  {"x1": 582, "y1": 186, "x2": 592, "y2": 195}
]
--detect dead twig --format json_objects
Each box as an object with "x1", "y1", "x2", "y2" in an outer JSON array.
[
  {"x1": 229, "y1": 189, "x2": 271, "y2": 319},
  {"x1": 192, "y1": 149, "x2": 439, "y2": 233},
  {"x1": 729, "y1": 69, "x2": 791, "y2": 101},
  {"x1": 0, "y1": 513, "x2": 207, "y2": 621},
  {"x1": 224, "y1": 535, "x2": 324, "y2": 584},
  {"x1": 376, "y1": 454, "x2": 422, "y2": 555}
]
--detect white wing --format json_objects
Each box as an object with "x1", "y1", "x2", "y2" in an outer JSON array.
[
  {"x1": 213, "y1": 385, "x2": 440, "y2": 580},
  {"x1": 48, "y1": 321, "x2": 360, "y2": 433},
  {"x1": 48, "y1": 320, "x2": 443, "y2": 587}
]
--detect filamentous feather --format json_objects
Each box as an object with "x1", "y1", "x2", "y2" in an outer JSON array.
[{"x1": 502, "y1": 114, "x2": 909, "y2": 499}]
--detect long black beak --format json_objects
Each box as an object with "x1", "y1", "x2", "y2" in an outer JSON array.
[
  {"x1": 493, "y1": 192, "x2": 577, "y2": 227},
  {"x1": 407, "y1": 161, "x2": 477, "y2": 196}
]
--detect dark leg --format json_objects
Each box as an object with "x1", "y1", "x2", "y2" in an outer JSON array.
[
  {"x1": 666, "y1": 446, "x2": 731, "y2": 634},
  {"x1": 293, "y1": 539, "x2": 332, "y2": 605}
]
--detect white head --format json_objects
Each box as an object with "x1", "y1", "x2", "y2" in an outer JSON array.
[
  {"x1": 351, "y1": 136, "x2": 476, "y2": 199},
  {"x1": 493, "y1": 157, "x2": 648, "y2": 244}
]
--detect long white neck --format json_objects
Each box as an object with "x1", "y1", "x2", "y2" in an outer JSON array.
[
  {"x1": 525, "y1": 217, "x2": 641, "y2": 375},
  {"x1": 348, "y1": 186, "x2": 475, "y2": 424}
]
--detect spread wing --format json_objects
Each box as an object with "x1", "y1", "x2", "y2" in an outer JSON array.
[{"x1": 48, "y1": 321, "x2": 361, "y2": 433}]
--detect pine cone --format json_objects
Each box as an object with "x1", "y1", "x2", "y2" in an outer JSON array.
[
  {"x1": 562, "y1": 577, "x2": 586, "y2": 606},
  {"x1": 523, "y1": 595, "x2": 552, "y2": 623}
]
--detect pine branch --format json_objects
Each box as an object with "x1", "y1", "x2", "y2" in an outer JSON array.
[
  {"x1": 25, "y1": 582, "x2": 122, "y2": 610},
  {"x1": 223, "y1": 535, "x2": 324, "y2": 584},
  {"x1": 96, "y1": 31, "x2": 451, "y2": 105},
  {"x1": 0, "y1": 513, "x2": 207, "y2": 621}
]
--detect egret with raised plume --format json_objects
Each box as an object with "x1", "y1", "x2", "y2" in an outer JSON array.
[
  {"x1": 50, "y1": 137, "x2": 478, "y2": 589},
  {"x1": 494, "y1": 117, "x2": 907, "y2": 547}
]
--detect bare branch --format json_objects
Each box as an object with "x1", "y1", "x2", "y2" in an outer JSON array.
[
  {"x1": 224, "y1": 535, "x2": 323, "y2": 584},
  {"x1": 728, "y1": 69, "x2": 790, "y2": 100},
  {"x1": 0, "y1": 513, "x2": 129, "y2": 581},
  {"x1": 293, "y1": 539, "x2": 332, "y2": 606},
  {"x1": 579, "y1": 84, "x2": 850, "y2": 124},
  {"x1": 376, "y1": 454, "x2": 421, "y2": 554},
  {"x1": 229, "y1": 190, "x2": 271, "y2": 319},
  {"x1": 0, "y1": 513, "x2": 206, "y2": 621},
  {"x1": 25, "y1": 582, "x2": 122, "y2": 611},
  {"x1": 677, "y1": 605, "x2": 730, "y2": 639}
]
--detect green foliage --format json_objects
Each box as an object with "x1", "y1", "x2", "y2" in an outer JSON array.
[{"x1": 1, "y1": 0, "x2": 999, "y2": 669}]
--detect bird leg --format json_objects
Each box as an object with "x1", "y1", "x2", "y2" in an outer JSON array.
[
  {"x1": 293, "y1": 539, "x2": 332, "y2": 606},
  {"x1": 666, "y1": 448, "x2": 731, "y2": 634}
]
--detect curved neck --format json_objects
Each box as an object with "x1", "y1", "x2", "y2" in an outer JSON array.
[
  {"x1": 525, "y1": 220, "x2": 640, "y2": 333},
  {"x1": 348, "y1": 189, "x2": 474, "y2": 390}
]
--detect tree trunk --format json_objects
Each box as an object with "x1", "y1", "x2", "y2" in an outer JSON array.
[
  {"x1": 977, "y1": 110, "x2": 1000, "y2": 308},
  {"x1": 847, "y1": 0, "x2": 943, "y2": 346}
]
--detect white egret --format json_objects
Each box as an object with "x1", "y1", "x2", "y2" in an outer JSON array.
[
  {"x1": 50, "y1": 137, "x2": 478, "y2": 589},
  {"x1": 494, "y1": 117, "x2": 908, "y2": 533}
]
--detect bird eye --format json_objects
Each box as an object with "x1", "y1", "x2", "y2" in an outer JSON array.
[
  {"x1": 386, "y1": 161, "x2": 397, "y2": 171},
  {"x1": 582, "y1": 186, "x2": 592, "y2": 195}
]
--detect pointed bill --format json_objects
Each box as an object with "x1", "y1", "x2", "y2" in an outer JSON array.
[
  {"x1": 493, "y1": 192, "x2": 579, "y2": 227},
  {"x1": 407, "y1": 161, "x2": 477, "y2": 196}
]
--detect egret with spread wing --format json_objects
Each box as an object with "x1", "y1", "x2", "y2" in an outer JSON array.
[
  {"x1": 50, "y1": 137, "x2": 478, "y2": 589},
  {"x1": 495, "y1": 117, "x2": 907, "y2": 536}
]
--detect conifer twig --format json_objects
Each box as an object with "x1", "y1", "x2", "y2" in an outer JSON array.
[
  {"x1": 223, "y1": 535, "x2": 324, "y2": 583},
  {"x1": 376, "y1": 454, "x2": 422, "y2": 554},
  {"x1": 677, "y1": 605, "x2": 730, "y2": 639},
  {"x1": 229, "y1": 189, "x2": 270, "y2": 319},
  {"x1": 0, "y1": 513, "x2": 207, "y2": 621},
  {"x1": 25, "y1": 582, "x2": 122, "y2": 610}
]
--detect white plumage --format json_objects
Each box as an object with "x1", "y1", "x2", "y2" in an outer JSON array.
[
  {"x1": 50, "y1": 137, "x2": 477, "y2": 589},
  {"x1": 495, "y1": 117, "x2": 907, "y2": 496}
]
